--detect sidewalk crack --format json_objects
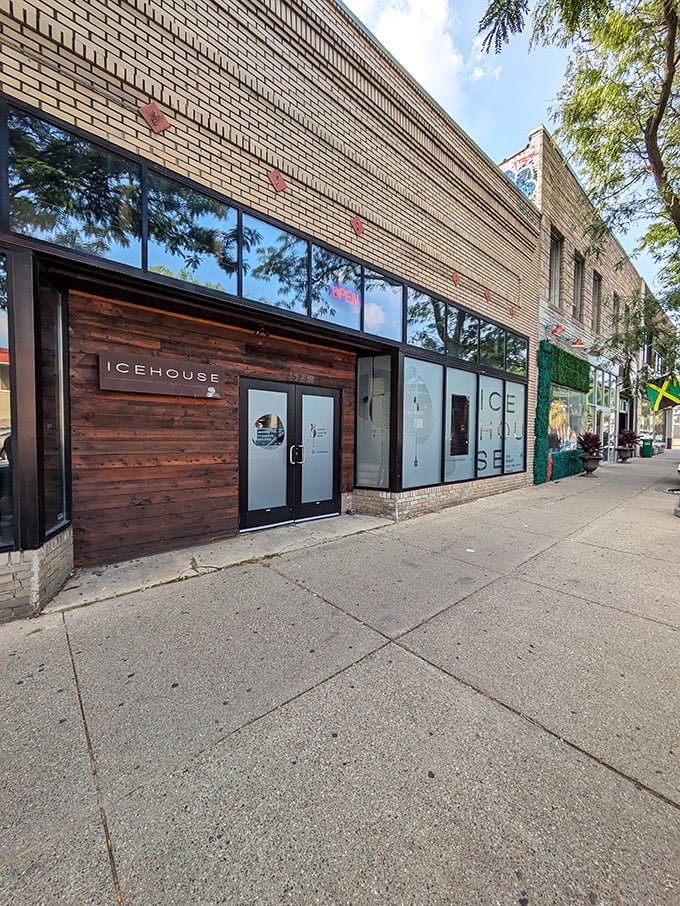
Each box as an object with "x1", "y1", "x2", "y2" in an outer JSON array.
[{"x1": 63, "y1": 613, "x2": 125, "y2": 905}]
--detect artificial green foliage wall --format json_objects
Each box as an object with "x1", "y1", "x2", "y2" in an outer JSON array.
[
  {"x1": 535, "y1": 341, "x2": 589, "y2": 484},
  {"x1": 551, "y1": 450, "x2": 583, "y2": 480},
  {"x1": 534, "y1": 341, "x2": 553, "y2": 484},
  {"x1": 551, "y1": 345, "x2": 591, "y2": 392}
]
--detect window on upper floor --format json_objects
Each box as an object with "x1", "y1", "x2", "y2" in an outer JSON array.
[
  {"x1": 591, "y1": 272, "x2": 602, "y2": 332},
  {"x1": 549, "y1": 229, "x2": 563, "y2": 307},
  {"x1": 572, "y1": 254, "x2": 584, "y2": 320}
]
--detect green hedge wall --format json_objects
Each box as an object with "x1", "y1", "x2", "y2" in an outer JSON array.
[
  {"x1": 535, "y1": 340, "x2": 588, "y2": 484},
  {"x1": 551, "y1": 450, "x2": 583, "y2": 480},
  {"x1": 551, "y1": 344, "x2": 591, "y2": 393},
  {"x1": 534, "y1": 341, "x2": 552, "y2": 484}
]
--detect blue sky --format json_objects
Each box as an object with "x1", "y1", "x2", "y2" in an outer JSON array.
[{"x1": 340, "y1": 0, "x2": 660, "y2": 292}]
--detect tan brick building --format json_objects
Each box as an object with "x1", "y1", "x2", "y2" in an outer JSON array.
[
  {"x1": 502, "y1": 126, "x2": 674, "y2": 480},
  {"x1": 0, "y1": 0, "x2": 541, "y2": 618}
]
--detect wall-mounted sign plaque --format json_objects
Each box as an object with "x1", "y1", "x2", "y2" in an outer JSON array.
[{"x1": 99, "y1": 353, "x2": 224, "y2": 399}]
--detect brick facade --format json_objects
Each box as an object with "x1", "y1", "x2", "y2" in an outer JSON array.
[
  {"x1": 0, "y1": 0, "x2": 542, "y2": 616},
  {"x1": 0, "y1": 528, "x2": 73, "y2": 623}
]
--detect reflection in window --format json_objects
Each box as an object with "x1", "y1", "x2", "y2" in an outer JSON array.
[
  {"x1": 505, "y1": 333, "x2": 528, "y2": 376},
  {"x1": 549, "y1": 384, "x2": 588, "y2": 451},
  {"x1": 39, "y1": 281, "x2": 69, "y2": 535},
  {"x1": 406, "y1": 289, "x2": 445, "y2": 352},
  {"x1": 446, "y1": 305, "x2": 479, "y2": 362},
  {"x1": 243, "y1": 215, "x2": 308, "y2": 315},
  {"x1": 252, "y1": 413, "x2": 285, "y2": 447},
  {"x1": 479, "y1": 321, "x2": 505, "y2": 369},
  {"x1": 356, "y1": 356, "x2": 391, "y2": 488},
  {"x1": 310, "y1": 246, "x2": 361, "y2": 330},
  {"x1": 8, "y1": 110, "x2": 142, "y2": 267},
  {"x1": 402, "y1": 358, "x2": 443, "y2": 488},
  {"x1": 363, "y1": 270, "x2": 403, "y2": 341},
  {"x1": 0, "y1": 256, "x2": 13, "y2": 547},
  {"x1": 148, "y1": 173, "x2": 238, "y2": 293},
  {"x1": 450, "y1": 395, "x2": 470, "y2": 455}
]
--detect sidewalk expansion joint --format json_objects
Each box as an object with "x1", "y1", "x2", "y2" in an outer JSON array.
[
  {"x1": 395, "y1": 640, "x2": 680, "y2": 813},
  {"x1": 63, "y1": 613, "x2": 125, "y2": 905}
]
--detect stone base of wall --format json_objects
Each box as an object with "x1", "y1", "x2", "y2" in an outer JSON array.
[
  {"x1": 353, "y1": 474, "x2": 531, "y2": 522},
  {"x1": 0, "y1": 527, "x2": 74, "y2": 623}
]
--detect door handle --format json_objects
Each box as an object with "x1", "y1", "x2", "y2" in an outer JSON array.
[{"x1": 289, "y1": 445, "x2": 306, "y2": 464}]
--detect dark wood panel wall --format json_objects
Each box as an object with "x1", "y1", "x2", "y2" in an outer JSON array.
[{"x1": 69, "y1": 291, "x2": 357, "y2": 567}]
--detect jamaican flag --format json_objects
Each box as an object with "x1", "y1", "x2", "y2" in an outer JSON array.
[{"x1": 646, "y1": 373, "x2": 680, "y2": 410}]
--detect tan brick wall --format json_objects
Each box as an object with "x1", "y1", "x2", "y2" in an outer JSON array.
[
  {"x1": 0, "y1": 528, "x2": 73, "y2": 622},
  {"x1": 354, "y1": 472, "x2": 532, "y2": 522},
  {"x1": 504, "y1": 127, "x2": 645, "y2": 348},
  {"x1": 0, "y1": 0, "x2": 539, "y2": 326}
]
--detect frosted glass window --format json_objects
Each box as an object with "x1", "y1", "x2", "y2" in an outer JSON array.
[
  {"x1": 402, "y1": 358, "x2": 443, "y2": 488},
  {"x1": 504, "y1": 382, "x2": 526, "y2": 473},
  {"x1": 356, "y1": 356, "x2": 391, "y2": 488},
  {"x1": 477, "y1": 376, "x2": 504, "y2": 477}
]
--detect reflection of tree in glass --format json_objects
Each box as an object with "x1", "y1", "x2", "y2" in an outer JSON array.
[
  {"x1": 447, "y1": 308, "x2": 479, "y2": 360},
  {"x1": 148, "y1": 175, "x2": 258, "y2": 277},
  {"x1": 407, "y1": 291, "x2": 445, "y2": 350},
  {"x1": 9, "y1": 112, "x2": 141, "y2": 255},
  {"x1": 505, "y1": 333, "x2": 527, "y2": 374},
  {"x1": 251, "y1": 232, "x2": 309, "y2": 310},
  {"x1": 479, "y1": 323, "x2": 505, "y2": 367},
  {"x1": 311, "y1": 246, "x2": 360, "y2": 320},
  {"x1": 148, "y1": 264, "x2": 227, "y2": 292}
]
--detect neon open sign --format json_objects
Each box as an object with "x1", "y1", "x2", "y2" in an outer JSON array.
[{"x1": 329, "y1": 283, "x2": 362, "y2": 306}]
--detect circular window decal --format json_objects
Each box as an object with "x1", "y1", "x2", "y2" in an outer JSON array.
[{"x1": 252, "y1": 413, "x2": 285, "y2": 448}]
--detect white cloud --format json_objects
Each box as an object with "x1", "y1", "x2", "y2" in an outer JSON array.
[
  {"x1": 363, "y1": 302, "x2": 386, "y2": 332},
  {"x1": 343, "y1": 0, "x2": 467, "y2": 118}
]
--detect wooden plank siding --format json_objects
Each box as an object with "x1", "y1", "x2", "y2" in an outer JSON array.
[{"x1": 69, "y1": 291, "x2": 357, "y2": 566}]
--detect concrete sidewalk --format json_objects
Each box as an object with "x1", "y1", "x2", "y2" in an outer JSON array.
[{"x1": 2, "y1": 453, "x2": 679, "y2": 905}]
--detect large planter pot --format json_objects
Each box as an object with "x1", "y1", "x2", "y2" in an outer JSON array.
[
  {"x1": 616, "y1": 446, "x2": 633, "y2": 462},
  {"x1": 580, "y1": 454, "x2": 602, "y2": 474}
]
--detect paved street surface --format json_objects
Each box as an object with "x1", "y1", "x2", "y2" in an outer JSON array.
[{"x1": 2, "y1": 453, "x2": 679, "y2": 905}]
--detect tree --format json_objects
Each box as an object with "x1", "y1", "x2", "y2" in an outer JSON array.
[{"x1": 479, "y1": 0, "x2": 680, "y2": 300}]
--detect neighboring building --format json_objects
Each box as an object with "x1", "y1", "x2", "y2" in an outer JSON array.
[
  {"x1": 501, "y1": 126, "x2": 675, "y2": 482},
  {"x1": 0, "y1": 0, "x2": 539, "y2": 619}
]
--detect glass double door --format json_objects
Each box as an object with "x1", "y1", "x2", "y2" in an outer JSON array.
[{"x1": 240, "y1": 380, "x2": 340, "y2": 530}]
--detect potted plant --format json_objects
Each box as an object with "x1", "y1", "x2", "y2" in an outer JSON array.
[
  {"x1": 577, "y1": 431, "x2": 603, "y2": 474},
  {"x1": 615, "y1": 429, "x2": 641, "y2": 462}
]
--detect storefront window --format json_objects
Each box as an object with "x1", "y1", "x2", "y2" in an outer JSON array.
[
  {"x1": 8, "y1": 110, "x2": 142, "y2": 267},
  {"x1": 310, "y1": 246, "x2": 361, "y2": 331},
  {"x1": 406, "y1": 289, "x2": 445, "y2": 352},
  {"x1": 505, "y1": 333, "x2": 528, "y2": 376},
  {"x1": 477, "y1": 375, "x2": 504, "y2": 476},
  {"x1": 39, "y1": 281, "x2": 69, "y2": 535},
  {"x1": 356, "y1": 356, "x2": 391, "y2": 488},
  {"x1": 363, "y1": 270, "x2": 403, "y2": 341},
  {"x1": 242, "y1": 215, "x2": 308, "y2": 315},
  {"x1": 504, "y1": 382, "x2": 526, "y2": 473},
  {"x1": 402, "y1": 358, "x2": 443, "y2": 487},
  {"x1": 148, "y1": 173, "x2": 238, "y2": 293},
  {"x1": 444, "y1": 367, "x2": 476, "y2": 481},
  {"x1": 0, "y1": 256, "x2": 13, "y2": 547},
  {"x1": 446, "y1": 306, "x2": 479, "y2": 362},
  {"x1": 549, "y1": 385, "x2": 588, "y2": 451},
  {"x1": 479, "y1": 321, "x2": 505, "y2": 370}
]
